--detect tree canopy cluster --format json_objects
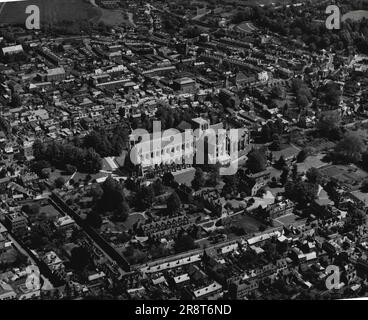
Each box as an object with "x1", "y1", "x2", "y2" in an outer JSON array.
[
  {"x1": 242, "y1": 3, "x2": 368, "y2": 54},
  {"x1": 291, "y1": 78, "x2": 312, "y2": 110},
  {"x1": 333, "y1": 132, "x2": 365, "y2": 164},
  {"x1": 221, "y1": 168, "x2": 255, "y2": 198},
  {"x1": 285, "y1": 179, "x2": 319, "y2": 205},
  {"x1": 83, "y1": 127, "x2": 130, "y2": 158},
  {"x1": 174, "y1": 231, "x2": 197, "y2": 253},
  {"x1": 260, "y1": 119, "x2": 284, "y2": 143},
  {"x1": 33, "y1": 140, "x2": 102, "y2": 174},
  {"x1": 318, "y1": 82, "x2": 343, "y2": 108},
  {"x1": 317, "y1": 110, "x2": 342, "y2": 140},
  {"x1": 87, "y1": 177, "x2": 130, "y2": 228},
  {"x1": 99, "y1": 177, "x2": 129, "y2": 220},
  {"x1": 246, "y1": 149, "x2": 268, "y2": 173}
]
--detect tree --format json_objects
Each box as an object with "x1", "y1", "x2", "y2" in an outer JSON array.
[
  {"x1": 333, "y1": 133, "x2": 364, "y2": 163},
  {"x1": 125, "y1": 246, "x2": 147, "y2": 264},
  {"x1": 219, "y1": 90, "x2": 239, "y2": 110},
  {"x1": 162, "y1": 172, "x2": 175, "y2": 186},
  {"x1": 348, "y1": 207, "x2": 367, "y2": 226},
  {"x1": 40, "y1": 168, "x2": 50, "y2": 179},
  {"x1": 86, "y1": 211, "x2": 102, "y2": 229},
  {"x1": 191, "y1": 168, "x2": 205, "y2": 191},
  {"x1": 97, "y1": 21, "x2": 109, "y2": 32},
  {"x1": 152, "y1": 178, "x2": 164, "y2": 196},
  {"x1": 182, "y1": 26, "x2": 202, "y2": 39},
  {"x1": 361, "y1": 179, "x2": 368, "y2": 193},
  {"x1": 125, "y1": 178, "x2": 138, "y2": 192},
  {"x1": 292, "y1": 80, "x2": 312, "y2": 111},
  {"x1": 174, "y1": 232, "x2": 197, "y2": 253},
  {"x1": 222, "y1": 174, "x2": 239, "y2": 197},
  {"x1": 155, "y1": 105, "x2": 176, "y2": 130},
  {"x1": 317, "y1": 111, "x2": 341, "y2": 140},
  {"x1": 0, "y1": 116, "x2": 11, "y2": 136},
  {"x1": 263, "y1": 241, "x2": 278, "y2": 261},
  {"x1": 297, "y1": 149, "x2": 309, "y2": 163},
  {"x1": 34, "y1": 141, "x2": 101, "y2": 174},
  {"x1": 135, "y1": 185, "x2": 154, "y2": 211},
  {"x1": 90, "y1": 184, "x2": 103, "y2": 201},
  {"x1": 207, "y1": 164, "x2": 220, "y2": 187},
  {"x1": 296, "y1": 93, "x2": 310, "y2": 109},
  {"x1": 118, "y1": 107, "x2": 125, "y2": 118},
  {"x1": 83, "y1": 131, "x2": 112, "y2": 157},
  {"x1": 275, "y1": 156, "x2": 286, "y2": 170},
  {"x1": 22, "y1": 203, "x2": 40, "y2": 215},
  {"x1": 246, "y1": 149, "x2": 267, "y2": 173},
  {"x1": 232, "y1": 8, "x2": 254, "y2": 23},
  {"x1": 292, "y1": 78, "x2": 310, "y2": 96},
  {"x1": 261, "y1": 123, "x2": 272, "y2": 142},
  {"x1": 291, "y1": 163, "x2": 299, "y2": 181},
  {"x1": 98, "y1": 177, "x2": 127, "y2": 213},
  {"x1": 65, "y1": 164, "x2": 77, "y2": 175},
  {"x1": 55, "y1": 177, "x2": 65, "y2": 189},
  {"x1": 31, "y1": 159, "x2": 50, "y2": 177},
  {"x1": 269, "y1": 134, "x2": 282, "y2": 151},
  {"x1": 321, "y1": 81, "x2": 342, "y2": 107},
  {"x1": 271, "y1": 86, "x2": 285, "y2": 99},
  {"x1": 10, "y1": 93, "x2": 22, "y2": 108},
  {"x1": 70, "y1": 246, "x2": 90, "y2": 271},
  {"x1": 33, "y1": 139, "x2": 45, "y2": 160},
  {"x1": 325, "y1": 180, "x2": 341, "y2": 206},
  {"x1": 113, "y1": 201, "x2": 129, "y2": 222},
  {"x1": 280, "y1": 167, "x2": 289, "y2": 186},
  {"x1": 306, "y1": 167, "x2": 322, "y2": 184},
  {"x1": 83, "y1": 148, "x2": 102, "y2": 173},
  {"x1": 167, "y1": 192, "x2": 181, "y2": 215},
  {"x1": 285, "y1": 180, "x2": 319, "y2": 205},
  {"x1": 362, "y1": 152, "x2": 368, "y2": 170}
]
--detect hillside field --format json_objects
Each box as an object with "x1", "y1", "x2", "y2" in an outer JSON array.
[
  {"x1": 0, "y1": 0, "x2": 101, "y2": 25},
  {"x1": 342, "y1": 10, "x2": 368, "y2": 23}
]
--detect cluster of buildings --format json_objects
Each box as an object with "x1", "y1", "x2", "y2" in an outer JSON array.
[{"x1": 0, "y1": 0, "x2": 368, "y2": 301}]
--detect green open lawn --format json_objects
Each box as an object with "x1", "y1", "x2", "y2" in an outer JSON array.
[
  {"x1": 98, "y1": 8, "x2": 132, "y2": 26},
  {"x1": 101, "y1": 212, "x2": 146, "y2": 233},
  {"x1": 0, "y1": 0, "x2": 135, "y2": 26},
  {"x1": 173, "y1": 168, "x2": 196, "y2": 186},
  {"x1": 223, "y1": 0, "x2": 302, "y2": 5},
  {"x1": 0, "y1": 0, "x2": 101, "y2": 25},
  {"x1": 40, "y1": 204, "x2": 60, "y2": 219},
  {"x1": 225, "y1": 213, "x2": 264, "y2": 235},
  {"x1": 273, "y1": 213, "x2": 299, "y2": 227},
  {"x1": 342, "y1": 10, "x2": 368, "y2": 23},
  {"x1": 123, "y1": 213, "x2": 146, "y2": 230},
  {"x1": 237, "y1": 21, "x2": 258, "y2": 33}
]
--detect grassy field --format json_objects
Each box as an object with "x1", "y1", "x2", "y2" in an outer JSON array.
[
  {"x1": 0, "y1": 0, "x2": 101, "y2": 25},
  {"x1": 98, "y1": 8, "x2": 131, "y2": 26},
  {"x1": 0, "y1": 0, "x2": 308, "y2": 26},
  {"x1": 225, "y1": 213, "x2": 264, "y2": 235},
  {"x1": 342, "y1": 10, "x2": 368, "y2": 23},
  {"x1": 236, "y1": 21, "x2": 258, "y2": 33},
  {"x1": 222, "y1": 0, "x2": 300, "y2": 5}
]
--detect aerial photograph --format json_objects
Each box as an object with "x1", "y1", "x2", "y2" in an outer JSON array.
[{"x1": 1, "y1": 0, "x2": 368, "y2": 305}]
